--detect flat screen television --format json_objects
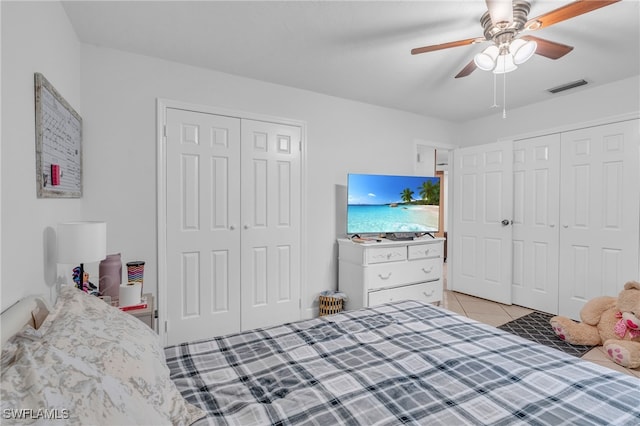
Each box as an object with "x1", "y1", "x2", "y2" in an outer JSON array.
[{"x1": 347, "y1": 173, "x2": 440, "y2": 236}]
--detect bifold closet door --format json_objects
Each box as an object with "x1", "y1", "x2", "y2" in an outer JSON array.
[
  {"x1": 164, "y1": 108, "x2": 303, "y2": 345},
  {"x1": 165, "y1": 108, "x2": 242, "y2": 344},
  {"x1": 511, "y1": 134, "x2": 560, "y2": 314},
  {"x1": 240, "y1": 119, "x2": 302, "y2": 331},
  {"x1": 451, "y1": 141, "x2": 513, "y2": 305},
  {"x1": 558, "y1": 120, "x2": 640, "y2": 320}
]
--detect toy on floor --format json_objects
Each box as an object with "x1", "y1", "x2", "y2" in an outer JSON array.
[{"x1": 550, "y1": 281, "x2": 640, "y2": 369}]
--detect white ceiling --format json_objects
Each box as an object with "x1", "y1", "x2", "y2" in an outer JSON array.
[{"x1": 62, "y1": 0, "x2": 640, "y2": 123}]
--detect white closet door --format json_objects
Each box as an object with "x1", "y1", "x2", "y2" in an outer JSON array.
[
  {"x1": 240, "y1": 119, "x2": 302, "y2": 330},
  {"x1": 165, "y1": 108, "x2": 241, "y2": 345},
  {"x1": 512, "y1": 135, "x2": 560, "y2": 314},
  {"x1": 559, "y1": 120, "x2": 640, "y2": 320},
  {"x1": 450, "y1": 141, "x2": 513, "y2": 304}
]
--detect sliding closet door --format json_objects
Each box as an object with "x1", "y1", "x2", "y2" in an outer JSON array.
[
  {"x1": 450, "y1": 141, "x2": 513, "y2": 304},
  {"x1": 558, "y1": 120, "x2": 640, "y2": 320},
  {"x1": 511, "y1": 135, "x2": 560, "y2": 314}
]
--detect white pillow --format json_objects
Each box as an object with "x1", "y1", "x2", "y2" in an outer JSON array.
[{"x1": 1, "y1": 286, "x2": 205, "y2": 425}]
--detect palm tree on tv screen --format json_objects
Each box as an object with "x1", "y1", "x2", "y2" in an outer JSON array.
[
  {"x1": 419, "y1": 180, "x2": 440, "y2": 205},
  {"x1": 400, "y1": 188, "x2": 414, "y2": 204}
]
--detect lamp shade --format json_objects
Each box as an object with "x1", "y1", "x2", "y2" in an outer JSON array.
[
  {"x1": 493, "y1": 53, "x2": 518, "y2": 74},
  {"x1": 511, "y1": 38, "x2": 537, "y2": 65},
  {"x1": 474, "y1": 45, "x2": 500, "y2": 71},
  {"x1": 57, "y1": 221, "x2": 107, "y2": 264}
]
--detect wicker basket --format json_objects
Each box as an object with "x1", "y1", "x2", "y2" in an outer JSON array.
[{"x1": 319, "y1": 295, "x2": 343, "y2": 316}]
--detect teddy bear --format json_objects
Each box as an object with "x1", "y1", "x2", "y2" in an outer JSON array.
[{"x1": 550, "y1": 280, "x2": 640, "y2": 369}]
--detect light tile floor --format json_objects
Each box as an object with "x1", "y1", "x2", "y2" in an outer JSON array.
[{"x1": 441, "y1": 267, "x2": 640, "y2": 379}]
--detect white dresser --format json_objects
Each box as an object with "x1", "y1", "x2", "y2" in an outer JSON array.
[{"x1": 337, "y1": 237, "x2": 444, "y2": 310}]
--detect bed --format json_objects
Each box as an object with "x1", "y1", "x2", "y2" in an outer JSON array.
[
  {"x1": 2, "y1": 287, "x2": 639, "y2": 425},
  {"x1": 1, "y1": 287, "x2": 204, "y2": 425}
]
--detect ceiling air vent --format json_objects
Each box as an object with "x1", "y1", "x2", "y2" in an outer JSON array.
[{"x1": 547, "y1": 79, "x2": 588, "y2": 94}]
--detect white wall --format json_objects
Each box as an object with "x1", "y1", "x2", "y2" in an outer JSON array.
[
  {"x1": 1, "y1": 2, "x2": 3, "y2": 310},
  {"x1": 1, "y1": 1, "x2": 84, "y2": 310},
  {"x1": 455, "y1": 76, "x2": 640, "y2": 146},
  {"x1": 79, "y1": 45, "x2": 457, "y2": 318},
  {"x1": 3, "y1": 1, "x2": 638, "y2": 319}
]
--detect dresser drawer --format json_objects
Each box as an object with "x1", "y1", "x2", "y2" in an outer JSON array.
[
  {"x1": 338, "y1": 237, "x2": 444, "y2": 311},
  {"x1": 408, "y1": 242, "x2": 442, "y2": 260},
  {"x1": 368, "y1": 280, "x2": 442, "y2": 306},
  {"x1": 364, "y1": 257, "x2": 441, "y2": 290},
  {"x1": 365, "y1": 246, "x2": 407, "y2": 264}
]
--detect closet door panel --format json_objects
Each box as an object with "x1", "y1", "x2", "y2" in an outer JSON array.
[
  {"x1": 559, "y1": 120, "x2": 639, "y2": 319},
  {"x1": 451, "y1": 141, "x2": 513, "y2": 304},
  {"x1": 165, "y1": 109, "x2": 242, "y2": 344},
  {"x1": 241, "y1": 119, "x2": 301, "y2": 331},
  {"x1": 511, "y1": 134, "x2": 560, "y2": 314}
]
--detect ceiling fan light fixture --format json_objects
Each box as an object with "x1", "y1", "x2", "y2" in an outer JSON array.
[
  {"x1": 511, "y1": 38, "x2": 537, "y2": 64},
  {"x1": 474, "y1": 45, "x2": 499, "y2": 71},
  {"x1": 493, "y1": 53, "x2": 518, "y2": 74}
]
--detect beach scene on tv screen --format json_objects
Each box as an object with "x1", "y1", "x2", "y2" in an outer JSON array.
[{"x1": 347, "y1": 174, "x2": 440, "y2": 234}]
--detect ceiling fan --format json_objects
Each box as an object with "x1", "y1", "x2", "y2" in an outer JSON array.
[{"x1": 411, "y1": 0, "x2": 621, "y2": 78}]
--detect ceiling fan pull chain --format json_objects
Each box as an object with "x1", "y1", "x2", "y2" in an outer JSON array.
[
  {"x1": 491, "y1": 73, "x2": 499, "y2": 108},
  {"x1": 502, "y1": 65, "x2": 507, "y2": 119}
]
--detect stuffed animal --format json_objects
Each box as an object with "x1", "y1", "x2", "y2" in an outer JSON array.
[{"x1": 550, "y1": 281, "x2": 640, "y2": 369}]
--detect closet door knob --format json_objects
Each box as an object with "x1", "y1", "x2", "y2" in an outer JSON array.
[
  {"x1": 244, "y1": 224, "x2": 250, "y2": 230},
  {"x1": 229, "y1": 225, "x2": 236, "y2": 230}
]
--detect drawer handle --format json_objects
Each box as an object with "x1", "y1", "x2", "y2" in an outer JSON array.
[
  {"x1": 421, "y1": 267, "x2": 433, "y2": 274},
  {"x1": 423, "y1": 290, "x2": 434, "y2": 297},
  {"x1": 378, "y1": 272, "x2": 392, "y2": 280}
]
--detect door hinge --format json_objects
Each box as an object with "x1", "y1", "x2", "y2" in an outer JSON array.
[
  {"x1": 299, "y1": 141, "x2": 302, "y2": 151},
  {"x1": 164, "y1": 320, "x2": 168, "y2": 333},
  {"x1": 163, "y1": 125, "x2": 167, "y2": 137}
]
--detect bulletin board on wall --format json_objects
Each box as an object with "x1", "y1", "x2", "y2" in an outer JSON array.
[{"x1": 34, "y1": 72, "x2": 83, "y2": 198}]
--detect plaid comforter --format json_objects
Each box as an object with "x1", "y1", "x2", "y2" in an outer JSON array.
[{"x1": 165, "y1": 300, "x2": 640, "y2": 425}]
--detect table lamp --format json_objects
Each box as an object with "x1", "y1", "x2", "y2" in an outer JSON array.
[{"x1": 57, "y1": 221, "x2": 107, "y2": 290}]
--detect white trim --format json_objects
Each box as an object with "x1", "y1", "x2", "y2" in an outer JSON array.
[
  {"x1": 156, "y1": 98, "x2": 306, "y2": 129},
  {"x1": 505, "y1": 112, "x2": 640, "y2": 142},
  {"x1": 299, "y1": 120, "x2": 308, "y2": 326},
  {"x1": 156, "y1": 98, "x2": 168, "y2": 345},
  {"x1": 413, "y1": 139, "x2": 457, "y2": 152},
  {"x1": 156, "y1": 98, "x2": 307, "y2": 345}
]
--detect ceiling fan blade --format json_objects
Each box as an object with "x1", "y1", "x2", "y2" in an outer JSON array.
[
  {"x1": 525, "y1": 0, "x2": 621, "y2": 31},
  {"x1": 411, "y1": 37, "x2": 484, "y2": 55},
  {"x1": 522, "y1": 35, "x2": 574, "y2": 60},
  {"x1": 455, "y1": 60, "x2": 477, "y2": 78}
]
